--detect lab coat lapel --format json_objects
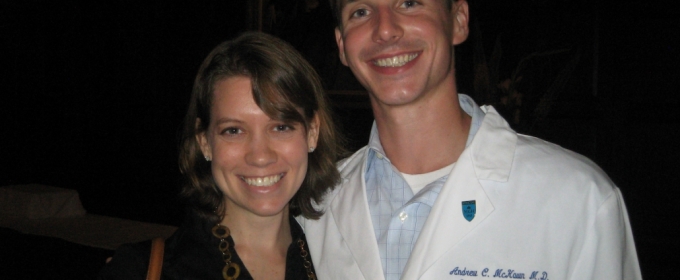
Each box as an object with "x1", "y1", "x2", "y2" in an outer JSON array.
[
  {"x1": 402, "y1": 149, "x2": 494, "y2": 279},
  {"x1": 402, "y1": 106, "x2": 516, "y2": 279},
  {"x1": 330, "y1": 157, "x2": 385, "y2": 280}
]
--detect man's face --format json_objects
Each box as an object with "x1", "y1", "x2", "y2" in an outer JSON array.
[{"x1": 335, "y1": 0, "x2": 468, "y2": 108}]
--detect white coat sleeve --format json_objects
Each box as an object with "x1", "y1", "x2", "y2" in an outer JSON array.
[{"x1": 570, "y1": 188, "x2": 642, "y2": 280}]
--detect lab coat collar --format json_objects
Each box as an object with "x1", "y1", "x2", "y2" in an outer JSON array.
[{"x1": 471, "y1": 105, "x2": 517, "y2": 182}]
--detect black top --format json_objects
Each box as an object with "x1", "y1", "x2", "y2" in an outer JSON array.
[{"x1": 98, "y1": 213, "x2": 315, "y2": 280}]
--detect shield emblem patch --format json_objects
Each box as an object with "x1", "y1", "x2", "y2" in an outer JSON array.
[{"x1": 462, "y1": 200, "x2": 476, "y2": 222}]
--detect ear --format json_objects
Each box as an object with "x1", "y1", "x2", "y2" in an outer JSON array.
[
  {"x1": 307, "y1": 113, "x2": 321, "y2": 151},
  {"x1": 451, "y1": 0, "x2": 470, "y2": 46},
  {"x1": 335, "y1": 28, "x2": 348, "y2": 66},
  {"x1": 195, "y1": 118, "x2": 212, "y2": 160}
]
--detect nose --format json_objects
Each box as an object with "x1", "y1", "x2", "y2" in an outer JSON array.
[
  {"x1": 245, "y1": 134, "x2": 277, "y2": 167},
  {"x1": 372, "y1": 7, "x2": 403, "y2": 43}
]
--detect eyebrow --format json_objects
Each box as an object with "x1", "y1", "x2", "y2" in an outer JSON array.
[
  {"x1": 342, "y1": 0, "x2": 357, "y2": 7},
  {"x1": 214, "y1": 118, "x2": 243, "y2": 126}
]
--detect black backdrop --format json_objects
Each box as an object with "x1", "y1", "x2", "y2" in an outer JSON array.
[{"x1": 1, "y1": 0, "x2": 678, "y2": 278}]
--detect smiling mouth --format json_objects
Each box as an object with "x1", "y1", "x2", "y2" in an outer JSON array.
[
  {"x1": 242, "y1": 174, "x2": 282, "y2": 187},
  {"x1": 373, "y1": 53, "x2": 419, "y2": 67}
]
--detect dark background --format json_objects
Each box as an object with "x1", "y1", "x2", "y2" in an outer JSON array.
[{"x1": 1, "y1": 0, "x2": 678, "y2": 278}]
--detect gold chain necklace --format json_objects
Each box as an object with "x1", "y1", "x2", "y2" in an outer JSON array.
[{"x1": 212, "y1": 224, "x2": 317, "y2": 280}]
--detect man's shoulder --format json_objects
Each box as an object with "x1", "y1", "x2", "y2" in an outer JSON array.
[
  {"x1": 515, "y1": 133, "x2": 604, "y2": 173},
  {"x1": 511, "y1": 133, "x2": 616, "y2": 195},
  {"x1": 474, "y1": 108, "x2": 608, "y2": 182},
  {"x1": 305, "y1": 146, "x2": 368, "y2": 213}
]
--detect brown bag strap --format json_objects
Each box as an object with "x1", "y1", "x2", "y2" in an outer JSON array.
[{"x1": 146, "y1": 237, "x2": 165, "y2": 280}]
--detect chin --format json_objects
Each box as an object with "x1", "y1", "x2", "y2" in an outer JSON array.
[
  {"x1": 371, "y1": 90, "x2": 422, "y2": 107},
  {"x1": 247, "y1": 203, "x2": 291, "y2": 218}
]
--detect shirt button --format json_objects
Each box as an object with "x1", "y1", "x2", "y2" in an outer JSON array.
[
  {"x1": 399, "y1": 212, "x2": 408, "y2": 222},
  {"x1": 376, "y1": 153, "x2": 384, "y2": 159}
]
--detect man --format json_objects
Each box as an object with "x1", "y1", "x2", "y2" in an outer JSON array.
[{"x1": 298, "y1": 0, "x2": 642, "y2": 279}]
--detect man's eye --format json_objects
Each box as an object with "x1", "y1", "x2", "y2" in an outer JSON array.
[
  {"x1": 351, "y1": 8, "x2": 369, "y2": 18},
  {"x1": 401, "y1": 1, "x2": 419, "y2": 8}
]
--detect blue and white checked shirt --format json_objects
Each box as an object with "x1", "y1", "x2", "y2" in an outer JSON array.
[{"x1": 364, "y1": 94, "x2": 485, "y2": 280}]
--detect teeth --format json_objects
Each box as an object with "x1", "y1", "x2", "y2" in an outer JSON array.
[
  {"x1": 243, "y1": 175, "x2": 281, "y2": 187},
  {"x1": 374, "y1": 53, "x2": 418, "y2": 67}
]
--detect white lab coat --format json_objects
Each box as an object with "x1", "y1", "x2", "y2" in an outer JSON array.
[{"x1": 298, "y1": 106, "x2": 641, "y2": 280}]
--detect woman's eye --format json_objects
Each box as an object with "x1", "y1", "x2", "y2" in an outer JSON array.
[
  {"x1": 273, "y1": 124, "x2": 295, "y2": 132},
  {"x1": 221, "y1": 127, "x2": 241, "y2": 135}
]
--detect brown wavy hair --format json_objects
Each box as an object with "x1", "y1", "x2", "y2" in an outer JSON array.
[{"x1": 178, "y1": 32, "x2": 346, "y2": 223}]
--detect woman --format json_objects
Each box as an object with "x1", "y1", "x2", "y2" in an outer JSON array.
[{"x1": 99, "y1": 32, "x2": 344, "y2": 279}]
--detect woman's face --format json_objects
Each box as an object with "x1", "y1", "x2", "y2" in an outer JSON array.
[{"x1": 198, "y1": 76, "x2": 319, "y2": 219}]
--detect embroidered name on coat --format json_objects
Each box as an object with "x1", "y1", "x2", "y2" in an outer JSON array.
[
  {"x1": 449, "y1": 267, "x2": 478, "y2": 276},
  {"x1": 447, "y1": 266, "x2": 549, "y2": 279}
]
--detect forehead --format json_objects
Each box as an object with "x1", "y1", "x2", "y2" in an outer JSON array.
[
  {"x1": 212, "y1": 77, "x2": 256, "y2": 111},
  {"x1": 339, "y1": 0, "x2": 448, "y2": 7}
]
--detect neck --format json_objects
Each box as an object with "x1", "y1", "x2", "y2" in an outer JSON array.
[
  {"x1": 220, "y1": 207, "x2": 292, "y2": 254},
  {"x1": 371, "y1": 83, "x2": 471, "y2": 174}
]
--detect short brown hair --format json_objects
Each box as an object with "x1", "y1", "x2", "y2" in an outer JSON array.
[
  {"x1": 329, "y1": 0, "x2": 457, "y2": 28},
  {"x1": 179, "y1": 31, "x2": 346, "y2": 223}
]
